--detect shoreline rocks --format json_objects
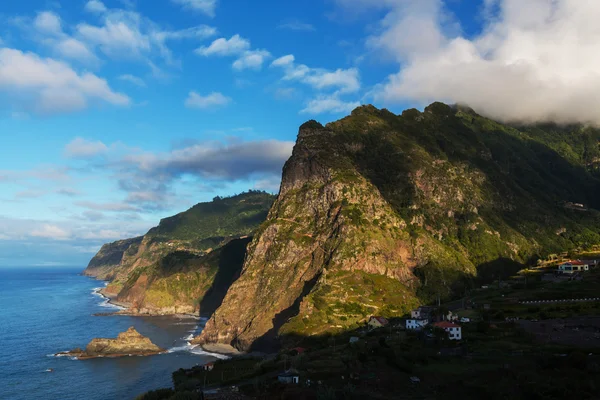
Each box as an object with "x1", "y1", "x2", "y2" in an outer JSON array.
[{"x1": 56, "y1": 327, "x2": 165, "y2": 359}]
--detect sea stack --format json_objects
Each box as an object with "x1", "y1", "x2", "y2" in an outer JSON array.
[{"x1": 57, "y1": 327, "x2": 165, "y2": 359}]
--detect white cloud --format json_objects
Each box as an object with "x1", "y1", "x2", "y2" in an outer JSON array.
[
  {"x1": 301, "y1": 94, "x2": 360, "y2": 114},
  {"x1": 185, "y1": 91, "x2": 232, "y2": 109},
  {"x1": 76, "y1": 6, "x2": 216, "y2": 65},
  {"x1": 254, "y1": 177, "x2": 282, "y2": 192},
  {"x1": 31, "y1": 224, "x2": 71, "y2": 240},
  {"x1": 84, "y1": 0, "x2": 108, "y2": 14},
  {"x1": 271, "y1": 54, "x2": 295, "y2": 67},
  {"x1": 34, "y1": 11, "x2": 63, "y2": 35},
  {"x1": 272, "y1": 56, "x2": 360, "y2": 93},
  {"x1": 64, "y1": 137, "x2": 109, "y2": 158},
  {"x1": 76, "y1": 14, "x2": 151, "y2": 60},
  {"x1": 76, "y1": 201, "x2": 140, "y2": 212},
  {"x1": 53, "y1": 37, "x2": 98, "y2": 63},
  {"x1": 195, "y1": 34, "x2": 250, "y2": 56},
  {"x1": 0, "y1": 48, "x2": 130, "y2": 114},
  {"x1": 171, "y1": 0, "x2": 218, "y2": 17},
  {"x1": 362, "y1": 0, "x2": 600, "y2": 124},
  {"x1": 277, "y1": 21, "x2": 316, "y2": 32},
  {"x1": 118, "y1": 74, "x2": 146, "y2": 87},
  {"x1": 233, "y1": 49, "x2": 271, "y2": 71},
  {"x1": 30, "y1": 11, "x2": 98, "y2": 64},
  {"x1": 153, "y1": 25, "x2": 216, "y2": 41}
]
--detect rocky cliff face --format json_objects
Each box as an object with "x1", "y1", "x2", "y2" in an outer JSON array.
[
  {"x1": 196, "y1": 103, "x2": 600, "y2": 351},
  {"x1": 83, "y1": 237, "x2": 143, "y2": 280},
  {"x1": 58, "y1": 327, "x2": 164, "y2": 359},
  {"x1": 84, "y1": 192, "x2": 275, "y2": 315}
]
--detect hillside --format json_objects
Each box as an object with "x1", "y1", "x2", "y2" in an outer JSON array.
[
  {"x1": 83, "y1": 191, "x2": 275, "y2": 315},
  {"x1": 195, "y1": 103, "x2": 600, "y2": 351}
]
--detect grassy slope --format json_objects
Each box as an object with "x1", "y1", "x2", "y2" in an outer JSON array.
[
  {"x1": 236, "y1": 103, "x2": 600, "y2": 341},
  {"x1": 89, "y1": 191, "x2": 275, "y2": 312}
]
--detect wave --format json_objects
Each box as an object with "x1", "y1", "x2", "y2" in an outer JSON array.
[
  {"x1": 167, "y1": 342, "x2": 230, "y2": 360},
  {"x1": 165, "y1": 325, "x2": 230, "y2": 360},
  {"x1": 188, "y1": 346, "x2": 230, "y2": 360},
  {"x1": 50, "y1": 353, "x2": 78, "y2": 361},
  {"x1": 91, "y1": 287, "x2": 126, "y2": 310},
  {"x1": 183, "y1": 333, "x2": 195, "y2": 341}
]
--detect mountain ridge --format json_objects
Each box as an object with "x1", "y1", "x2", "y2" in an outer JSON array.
[
  {"x1": 195, "y1": 102, "x2": 600, "y2": 351},
  {"x1": 83, "y1": 191, "x2": 275, "y2": 316}
]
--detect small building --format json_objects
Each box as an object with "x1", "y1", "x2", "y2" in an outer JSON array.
[
  {"x1": 406, "y1": 318, "x2": 429, "y2": 331},
  {"x1": 290, "y1": 347, "x2": 306, "y2": 355},
  {"x1": 368, "y1": 316, "x2": 389, "y2": 329},
  {"x1": 349, "y1": 336, "x2": 359, "y2": 344},
  {"x1": 444, "y1": 311, "x2": 459, "y2": 321},
  {"x1": 411, "y1": 306, "x2": 435, "y2": 320},
  {"x1": 558, "y1": 260, "x2": 589, "y2": 274},
  {"x1": 278, "y1": 370, "x2": 300, "y2": 385},
  {"x1": 203, "y1": 362, "x2": 215, "y2": 371},
  {"x1": 433, "y1": 321, "x2": 462, "y2": 340}
]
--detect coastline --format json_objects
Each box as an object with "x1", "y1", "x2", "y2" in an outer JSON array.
[
  {"x1": 87, "y1": 276, "x2": 233, "y2": 359},
  {"x1": 90, "y1": 281, "x2": 200, "y2": 319}
]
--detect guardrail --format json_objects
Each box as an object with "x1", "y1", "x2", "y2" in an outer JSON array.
[{"x1": 520, "y1": 298, "x2": 600, "y2": 304}]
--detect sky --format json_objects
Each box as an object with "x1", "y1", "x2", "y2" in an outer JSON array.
[{"x1": 0, "y1": 0, "x2": 598, "y2": 266}]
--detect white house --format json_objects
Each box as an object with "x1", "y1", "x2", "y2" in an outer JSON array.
[
  {"x1": 433, "y1": 321, "x2": 462, "y2": 340},
  {"x1": 406, "y1": 318, "x2": 429, "y2": 331},
  {"x1": 558, "y1": 260, "x2": 589, "y2": 274}
]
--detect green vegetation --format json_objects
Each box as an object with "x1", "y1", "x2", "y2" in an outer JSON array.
[
  {"x1": 148, "y1": 190, "x2": 274, "y2": 243},
  {"x1": 85, "y1": 191, "x2": 274, "y2": 314}
]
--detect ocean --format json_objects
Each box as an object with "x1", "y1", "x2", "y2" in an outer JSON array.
[{"x1": 0, "y1": 267, "x2": 224, "y2": 400}]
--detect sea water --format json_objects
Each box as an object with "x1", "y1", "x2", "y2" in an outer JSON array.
[{"x1": 0, "y1": 267, "x2": 221, "y2": 400}]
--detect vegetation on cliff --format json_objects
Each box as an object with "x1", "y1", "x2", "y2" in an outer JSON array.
[
  {"x1": 84, "y1": 191, "x2": 275, "y2": 315},
  {"x1": 198, "y1": 103, "x2": 600, "y2": 351}
]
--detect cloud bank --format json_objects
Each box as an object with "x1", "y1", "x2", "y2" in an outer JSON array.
[{"x1": 344, "y1": 0, "x2": 600, "y2": 124}]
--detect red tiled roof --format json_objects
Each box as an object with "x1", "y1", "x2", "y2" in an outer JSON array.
[
  {"x1": 566, "y1": 260, "x2": 586, "y2": 265},
  {"x1": 433, "y1": 321, "x2": 460, "y2": 329},
  {"x1": 371, "y1": 316, "x2": 389, "y2": 325},
  {"x1": 292, "y1": 347, "x2": 306, "y2": 354}
]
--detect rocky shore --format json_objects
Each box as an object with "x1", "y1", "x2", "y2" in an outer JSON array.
[{"x1": 56, "y1": 327, "x2": 165, "y2": 359}]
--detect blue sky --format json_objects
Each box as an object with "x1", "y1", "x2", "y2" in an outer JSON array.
[{"x1": 0, "y1": 0, "x2": 595, "y2": 266}]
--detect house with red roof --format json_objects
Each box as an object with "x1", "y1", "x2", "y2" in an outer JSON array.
[
  {"x1": 368, "y1": 316, "x2": 389, "y2": 330},
  {"x1": 558, "y1": 260, "x2": 589, "y2": 274},
  {"x1": 433, "y1": 321, "x2": 462, "y2": 340}
]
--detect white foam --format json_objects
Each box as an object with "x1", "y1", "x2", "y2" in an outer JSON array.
[
  {"x1": 189, "y1": 346, "x2": 230, "y2": 360},
  {"x1": 167, "y1": 344, "x2": 193, "y2": 353},
  {"x1": 91, "y1": 287, "x2": 126, "y2": 310},
  {"x1": 166, "y1": 341, "x2": 229, "y2": 360}
]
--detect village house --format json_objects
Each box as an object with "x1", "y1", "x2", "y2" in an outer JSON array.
[
  {"x1": 558, "y1": 260, "x2": 589, "y2": 274},
  {"x1": 411, "y1": 306, "x2": 435, "y2": 319},
  {"x1": 406, "y1": 318, "x2": 429, "y2": 331},
  {"x1": 433, "y1": 321, "x2": 462, "y2": 340},
  {"x1": 444, "y1": 311, "x2": 459, "y2": 321},
  {"x1": 203, "y1": 362, "x2": 215, "y2": 371},
  {"x1": 368, "y1": 316, "x2": 389, "y2": 329},
  {"x1": 277, "y1": 370, "x2": 300, "y2": 384}
]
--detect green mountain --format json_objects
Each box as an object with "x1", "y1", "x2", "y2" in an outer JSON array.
[
  {"x1": 83, "y1": 191, "x2": 275, "y2": 315},
  {"x1": 195, "y1": 103, "x2": 600, "y2": 351}
]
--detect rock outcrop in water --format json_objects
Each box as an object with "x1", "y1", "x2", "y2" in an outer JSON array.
[
  {"x1": 195, "y1": 103, "x2": 600, "y2": 351},
  {"x1": 57, "y1": 327, "x2": 164, "y2": 359}
]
